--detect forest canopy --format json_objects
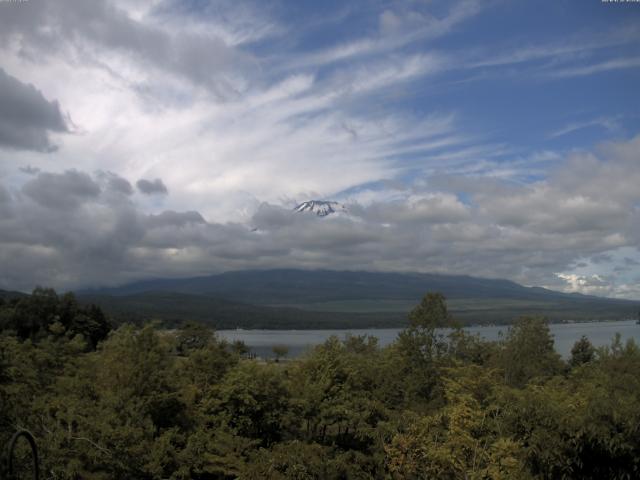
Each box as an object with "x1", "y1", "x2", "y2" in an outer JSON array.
[{"x1": 1, "y1": 290, "x2": 639, "y2": 479}]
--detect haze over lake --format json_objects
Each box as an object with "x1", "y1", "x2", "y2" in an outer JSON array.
[{"x1": 219, "y1": 320, "x2": 640, "y2": 359}]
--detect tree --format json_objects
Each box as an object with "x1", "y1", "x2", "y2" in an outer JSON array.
[
  {"x1": 386, "y1": 368, "x2": 530, "y2": 480},
  {"x1": 272, "y1": 345, "x2": 289, "y2": 362},
  {"x1": 231, "y1": 340, "x2": 251, "y2": 357},
  {"x1": 497, "y1": 316, "x2": 563, "y2": 387},
  {"x1": 243, "y1": 441, "x2": 334, "y2": 479},
  {"x1": 0, "y1": 289, "x2": 110, "y2": 349},
  {"x1": 408, "y1": 292, "x2": 453, "y2": 329},
  {"x1": 569, "y1": 335, "x2": 595, "y2": 367},
  {"x1": 382, "y1": 293, "x2": 453, "y2": 406},
  {"x1": 209, "y1": 362, "x2": 290, "y2": 446},
  {"x1": 176, "y1": 321, "x2": 214, "y2": 355}
]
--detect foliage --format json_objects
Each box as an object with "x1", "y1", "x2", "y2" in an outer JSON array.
[
  {"x1": 408, "y1": 292, "x2": 453, "y2": 329},
  {"x1": 495, "y1": 316, "x2": 564, "y2": 387},
  {"x1": 569, "y1": 335, "x2": 596, "y2": 367},
  {"x1": 272, "y1": 345, "x2": 289, "y2": 361},
  {"x1": 0, "y1": 288, "x2": 111, "y2": 349},
  {"x1": 1, "y1": 289, "x2": 639, "y2": 479}
]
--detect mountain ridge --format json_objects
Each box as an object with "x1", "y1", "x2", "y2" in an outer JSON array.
[{"x1": 79, "y1": 268, "x2": 635, "y2": 305}]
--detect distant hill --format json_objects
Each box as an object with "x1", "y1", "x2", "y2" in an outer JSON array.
[
  {"x1": 78, "y1": 291, "x2": 403, "y2": 329},
  {"x1": 0, "y1": 289, "x2": 28, "y2": 301},
  {"x1": 77, "y1": 269, "x2": 639, "y2": 328}
]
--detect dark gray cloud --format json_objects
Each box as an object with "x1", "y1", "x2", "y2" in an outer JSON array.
[
  {"x1": 623, "y1": 257, "x2": 640, "y2": 266},
  {"x1": 19, "y1": 165, "x2": 41, "y2": 175},
  {"x1": 252, "y1": 203, "x2": 298, "y2": 229},
  {"x1": 0, "y1": 183, "x2": 10, "y2": 205},
  {"x1": 591, "y1": 253, "x2": 613, "y2": 264},
  {"x1": 96, "y1": 171, "x2": 133, "y2": 196},
  {"x1": 0, "y1": 0, "x2": 252, "y2": 99},
  {"x1": 22, "y1": 170, "x2": 101, "y2": 209},
  {"x1": 137, "y1": 178, "x2": 168, "y2": 195},
  {"x1": 0, "y1": 68, "x2": 68, "y2": 152},
  {"x1": 108, "y1": 176, "x2": 134, "y2": 196},
  {"x1": 147, "y1": 210, "x2": 206, "y2": 229}
]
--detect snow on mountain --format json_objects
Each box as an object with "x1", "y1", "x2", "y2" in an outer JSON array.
[{"x1": 293, "y1": 200, "x2": 346, "y2": 217}]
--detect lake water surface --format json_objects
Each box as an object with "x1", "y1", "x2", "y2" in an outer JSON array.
[{"x1": 218, "y1": 320, "x2": 640, "y2": 359}]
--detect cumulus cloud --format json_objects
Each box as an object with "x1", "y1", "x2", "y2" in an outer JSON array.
[
  {"x1": 22, "y1": 170, "x2": 101, "y2": 210},
  {"x1": 147, "y1": 210, "x2": 206, "y2": 229},
  {"x1": 0, "y1": 0, "x2": 638, "y2": 300},
  {"x1": 556, "y1": 273, "x2": 613, "y2": 297},
  {"x1": 351, "y1": 193, "x2": 470, "y2": 224},
  {"x1": 97, "y1": 171, "x2": 134, "y2": 196},
  {"x1": 0, "y1": 68, "x2": 68, "y2": 152},
  {"x1": 137, "y1": 178, "x2": 168, "y2": 195},
  {"x1": 0, "y1": 134, "x2": 638, "y2": 298}
]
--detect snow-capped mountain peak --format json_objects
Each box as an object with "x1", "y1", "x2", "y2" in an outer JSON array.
[{"x1": 294, "y1": 200, "x2": 346, "y2": 217}]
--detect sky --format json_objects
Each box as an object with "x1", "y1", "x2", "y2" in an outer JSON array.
[{"x1": 0, "y1": 0, "x2": 639, "y2": 298}]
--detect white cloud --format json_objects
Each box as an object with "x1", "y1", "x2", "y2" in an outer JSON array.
[
  {"x1": 550, "y1": 57, "x2": 640, "y2": 78},
  {"x1": 549, "y1": 117, "x2": 620, "y2": 139},
  {"x1": 0, "y1": 0, "x2": 638, "y2": 300},
  {"x1": 556, "y1": 273, "x2": 613, "y2": 297}
]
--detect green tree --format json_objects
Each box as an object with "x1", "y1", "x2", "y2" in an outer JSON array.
[
  {"x1": 208, "y1": 362, "x2": 291, "y2": 446},
  {"x1": 382, "y1": 293, "x2": 454, "y2": 407},
  {"x1": 408, "y1": 292, "x2": 452, "y2": 329},
  {"x1": 272, "y1": 345, "x2": 289, "y2": 362},
  {"x1": 497, "y1": 316, "x2": 563, "y2": 387},
  {"x1": 243, "y1": 441, "x2": 334, "y2": 479},
  {"x1": 569, "y1": 335, "x2": 595, "y2": 367},
  {"x1": 176, "y1": 321, "x2": 214, "y2": 355},
  {"x1": 386, "y1": 365, "x2": 529, "y2": 480},
  {"x1": 0, "y1": 289, "x2": 110, "y2": 349}
]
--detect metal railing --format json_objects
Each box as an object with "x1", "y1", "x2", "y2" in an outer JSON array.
[{"x1": 2, "y1": 430, "x2": 39, "y2": 480}]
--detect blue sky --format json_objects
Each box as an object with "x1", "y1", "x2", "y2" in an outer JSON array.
[{"x1": 0, "y1": 0, "x2": 639, "y2": 297}]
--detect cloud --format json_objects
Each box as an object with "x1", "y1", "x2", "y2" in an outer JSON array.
[
  {"x1": 22, "y1": 170, "x2": 101, "y2": 209},
  {"x1": 350, "y1": 193, "x2": 470, "y2": 224},
  {"x1": 0, "y1": 183, "x2": 10, "y2": 205},
  {"x1": 556, "y1": 273, "x2": 612, "y2": 296},
  {"x1": 289, "y1": 0, "x2": 483, "y2": 70},
  {"x1": 549, "y1": 117, "x2": 619, "y2": 139},
  {"x1": 0, "y1": 0, "x2": 253, "y2": 100},
  {"x1": 147, "y1": 210, "x2": 206, "y2": 229},
  {"x1": 97, "y1": 171, "x2": 134, "y2": 196},
  {"x1": 551, "y1": 57, "x2": 640, "y2": 78},
  {"x1": 19, "y1": 165, "x2": 41, "y2": 175},
  {"x1": 0, "y1": 68, "x2": 68, "y2": 152},
  {"x1": 0, "y1": 0, "x2": 638, "y2": 300},
  {"x1": 624, "y1": 257, "x2": 640, "y2": 266},
  {"x1": 0, "y1": 135, "x2": 638, "y2": 298},
  {"x1": 136, "y1": 178, "x2": 168, "y2": 195}
]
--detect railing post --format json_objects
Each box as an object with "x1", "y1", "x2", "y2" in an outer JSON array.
[{"x1": 3, "y1": 429, "x2": 39, "y2": 480}]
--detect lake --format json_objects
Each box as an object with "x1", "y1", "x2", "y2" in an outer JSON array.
[{"x1": 218, "y1": 320, "x2": 640, "y2": 359}]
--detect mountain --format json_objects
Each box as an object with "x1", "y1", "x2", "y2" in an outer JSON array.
[
  {"x1": 79, "y1": 269, "x2": 614, "y2": 303},
  {"x1": 0, "y1": 289, "x2": 28, "y2": 301},
  {"x1": 294, "y1": 200, "x2": 346, "y2": 217},
  {"x1": 78, "y1": 269, "x2": 638, "y2": 328},
  {"x1": 78, "y1": 290, "x2": 402, "y2": 329}
]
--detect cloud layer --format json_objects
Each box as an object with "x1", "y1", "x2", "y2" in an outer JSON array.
[
  {"x1": 0, "y1": 0, "x2": 638, "y2": 297},
  {"x1": 0, "y1": 68, "x2": 69, "y2": 152},
  {"x1": 0, "y1": 135, "x2": 638, "y2": 297}
]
